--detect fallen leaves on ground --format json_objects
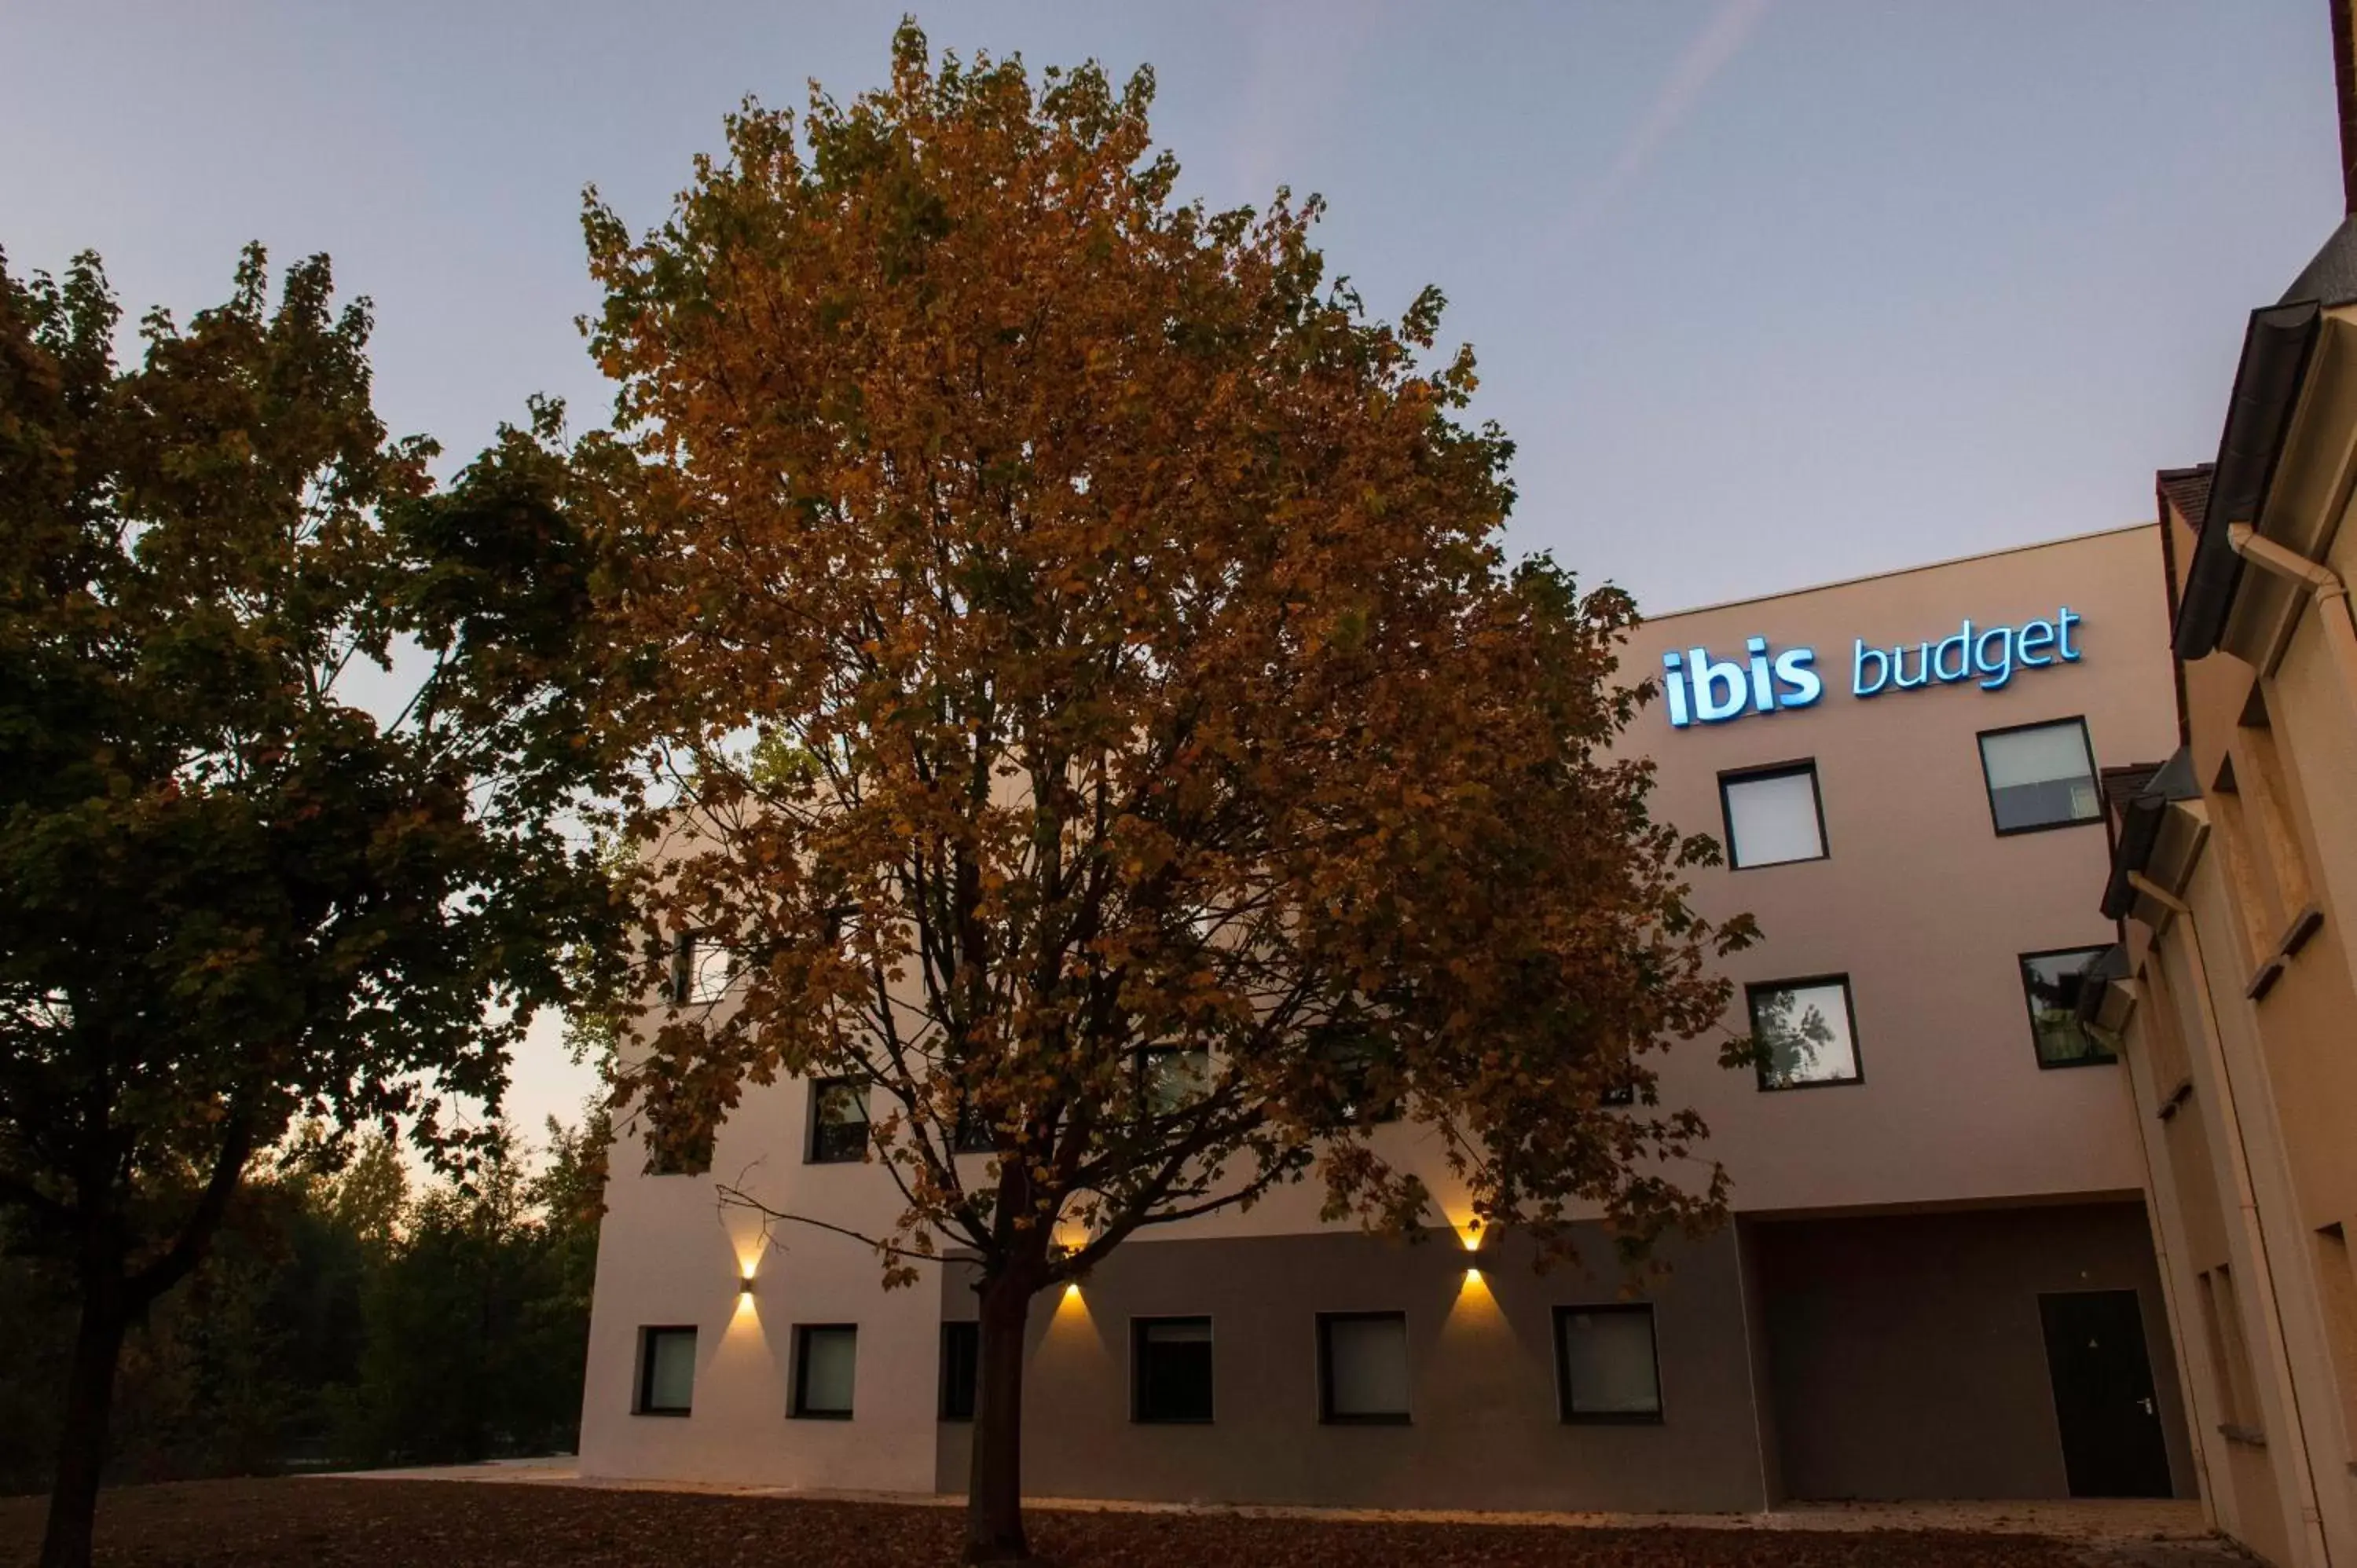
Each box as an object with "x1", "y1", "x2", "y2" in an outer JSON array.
[{"x1": 0, "y1": 1477, "x2": 2205, "y2": 1568}]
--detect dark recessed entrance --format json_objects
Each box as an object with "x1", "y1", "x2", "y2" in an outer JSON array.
[{"x1": 2038, "y1": 1289, "x2": 2173, "y2": 1497}]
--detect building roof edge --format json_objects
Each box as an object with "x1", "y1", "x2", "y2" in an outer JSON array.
[{"x1": 1641, "y1": 522, "x2": 2157, "y2": 626}]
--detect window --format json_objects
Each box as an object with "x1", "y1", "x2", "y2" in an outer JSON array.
[
  {"x1": 1978, "y1": 718, "x2": 2100, "y2": 834},
  {"x1": 647, "y1": 1123, "x2": 715, "y2": 1178},
  {"x1": 1719, "y1": 762, "x2": 1827, "y2": 869},
  {"x1": 940, "y1": 1321, "x2": 981, "y2": 1421},
  {"x1": 671, "y1": 930, "x2": 739, "y2": 1005},
  {"x1": 2019, "y1": 947, "x2": 2117, "y2": 1068},
  {"x1": 2315, "y1": 1225, "x2": 2357, "y2": 1453},
  {"x1": 1307, "y1": 1034, "x2": 1401, "y2": 1127},
  {"x1": 950, "y1": 1097, "x2": 998, "y2": 1155},
  {"x1": 806, "y1": 1078, "x2": 870, "y2": 1163},
  {"x1": 1318, "y1": 1313, "x2": 1410, "y2": 1423},
  {"x1": 1747, "y1": 976, "x2": 1863, "y2": 1090},
  {"x1": 1135, "y1": 1047, "x2": 1211, "y2": 1118},
  {"x1": 1556, "y1": 1303, "x2": 1662, "y2": 1422},
  {"x1": 2199, "y1": 1267, "x2": 2261, "y2": 1438},
  {"x1": 636, "y1": 1326, "x2": 696, "y2": 1416},
  {"x1": 1133, "y1": 1316, "x2": 1214, "y2": 1423},
  {"x1": 792, "y1": 1324, "x2": 858, "y2": 1419}
]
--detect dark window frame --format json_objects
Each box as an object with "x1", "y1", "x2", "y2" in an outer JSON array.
[
  {"x1": 2018, "y1": 945, "x2": 2120, "y2": 1070},
  {"x1": 634, "y1": 1324, "x2": 697, "y2": 1416},
  {"x1": 790, "y1": 1323, "x2": 859, "y2": 1420},
  {"x1": 670, "y1": 929, "x2": 741, "y2": 1006},
  {"x1": 1717, "y1": 759, "x2": 1830, "y2": 870},
  {"x1": 1553, "y1": 1302, "x2": 1664, "y2": 1425},
  {"x1": 938, "y1": 1321, "x2": 980, "y2": 1422},
  {"x1": 1746, "y1": 973, "x2": 1865, "y2": 1092},
  {"x1": 1131, "y1": 1314, "x2": 1215, "y2": 1425},
  {"x1": 949, "y1": 1098, "x2": 998, "y2": 1156},
  {"x1": 1315, "y1": 1310, "x2": 1412, "y2": 1425},
  {"x1": 1133, "y1": 1046, "x2": 1210, "y2": 1119},
  {"x1": 1976, "y1": 715, "x2": 2101, "y2": 837},
  {"x1": 805, "y1": 1076, "x2": 871, "y2": 1164},
  {"x1": 1310, "y1": 1033, "x2": 1403, "y2": 1129}
]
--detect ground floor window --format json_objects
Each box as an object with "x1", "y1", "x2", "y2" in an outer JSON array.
[
  {"x1": 940, "y1": 1321, "x2": 979, "y2": 1421},
  {"x1": 1556, "y1": 1303, "x2": 1662, "y2": 1422},
  {"x1": 636, "y1": 1326, "x2": 696, "y2": 1416},
  {"x1": 1317, "y1": 1312, "x2": 1410, "y2": 1423},
  {"x1": 792, "y1": 1324, "x2": 858, "y2": 1419},
  {"x1": 1133, "y1": 1316, "x2": 1214, "y2": 1423}
]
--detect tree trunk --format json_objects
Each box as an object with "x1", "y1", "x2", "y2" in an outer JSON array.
[
  {"x1": 964, "y1": 1270, "x2": 1042, "y2": 1564},
  {"x1": 40, "y1": 1278, "x2": 128, "y2": 1568}
]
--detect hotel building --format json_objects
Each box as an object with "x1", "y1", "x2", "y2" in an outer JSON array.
[{"x1": 578, "y1": 524, "x2": 2201, "y2": 1514}]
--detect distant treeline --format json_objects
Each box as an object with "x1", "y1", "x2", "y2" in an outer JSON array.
[{"x1": 0, "y1": 1112, "x2": 606, "y2": 1496}]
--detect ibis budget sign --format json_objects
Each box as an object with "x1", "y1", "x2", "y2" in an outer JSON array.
[{"x1": 1661, "y1": 608, "x2": 2083, "y2": 730}]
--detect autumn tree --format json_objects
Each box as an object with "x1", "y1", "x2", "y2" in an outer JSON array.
[
  {"x1": 0, "y1": 247, "x2": 623, "y2": 1568},
  {"x1": 585, "y1": 28, "x2": 1747, "y2": 1564}
]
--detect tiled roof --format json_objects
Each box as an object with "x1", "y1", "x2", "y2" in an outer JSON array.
[
  {"x1": 2279, "y1": 211, "x2": 2357, "y2": 309},
  {"x1": 2100, "y1": 762, "x2": 2162, "y2": 812},
  {"x1": 2156, "y1": 464, "x2": 2213, "y2": 532}
]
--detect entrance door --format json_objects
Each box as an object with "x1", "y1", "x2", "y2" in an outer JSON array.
[{"x1": 2038, "y1": 1290, "x2": 2173, "y2": 1497}]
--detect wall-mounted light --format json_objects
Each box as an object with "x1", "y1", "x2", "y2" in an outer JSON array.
[
  {"x1": 1459, "y1": 1218, "x2": 1486, "y2": 1252},
  {"x1": 739, "y1": 1272, "x2": 757, "y2": 1296}
]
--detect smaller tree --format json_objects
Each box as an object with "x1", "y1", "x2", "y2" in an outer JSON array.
[
  {"x1": 343, "y1": 1125, "x2": 595, "y2": 1464},
  {"x1": 0, "y1": 247, "x2": 624, "y2": 1568},
  {"x1": 585, "y1": 31, "x2": 1750, "y2": 1563}
]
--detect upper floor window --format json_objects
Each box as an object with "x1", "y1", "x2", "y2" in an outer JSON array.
[
  {"x1": 1719, "y1": 761, "x2": 1827, "y2": 869},
  {"x1": 1135, "y1": 1046, "x2": 1211, "y2": 1118},
  {"x1": 1555, "y1": 1303, "x2": 1662, "y2": 1422},
  {"x1": 1978, "y1": 718, "x2": 2099, "y2": 834},
  {"x1": 806, "y1": 1077, "x2": 870, "y2": 1163},
  {"x1": 950, "y1": 1097, "x2": 999, "y2": 1155},
  {"x1": 1748, "y1": 976, "x2": 1863, "y2": 1090},
  {"x1": 671, "y1": 930, "x2": 739, "y2": 1005},
  {"x1": 2019, "y1": 947, "x2": 2117, "y2": 1068},
  {"x1": 636, "y1": 1325, "x2": 697, "y2": 1416},
  {"x1": 1306, "y1": 1034, "x2": 1402, "y2": 1128}
]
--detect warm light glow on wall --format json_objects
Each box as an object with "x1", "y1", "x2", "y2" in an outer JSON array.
[
  {"x1": 1449, "y1": 1263, "x2": 1501, "y2": 1325},
  {"x1": 1048, "y1": 1277, "x2": 1095, "y2": 1336},
  {"x1": 1459, "y1": 1220, "x2": 1486, "y2": 1252},
  {"x1": 729, "y1": 1250, "x2": 763, "y2": 1324}
]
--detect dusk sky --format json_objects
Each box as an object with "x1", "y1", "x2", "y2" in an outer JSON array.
[{"x1": 5, "y1": 2, "x2": 2341, "y2": 1138}]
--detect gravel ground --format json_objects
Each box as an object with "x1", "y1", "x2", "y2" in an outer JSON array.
[{"x1": 0, "y1": 1478, "x2": 2249, "y2": 1568}]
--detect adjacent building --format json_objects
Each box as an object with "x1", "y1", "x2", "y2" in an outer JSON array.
[
  {"x1": 2080, "y1": 216, "x2": 2357, "y2": 1567},
  {"x1": 578, "y1": 526, "x2": 2197, "y2": 1512}
]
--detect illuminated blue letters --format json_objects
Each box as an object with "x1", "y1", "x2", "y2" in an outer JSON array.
[
  {"x1": 1675, "y1": 608, "x2": 2083, "y2": 731},
  {"x1": 1849, "y1": 606, "x2": 2082, "y2": 701},
  {"x1": 1662, "y1": 642, "x2": 1821, "y2": 729},
  {"x1": 1689, "y1": 646, "x2": 1750, "y2": 723}
]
